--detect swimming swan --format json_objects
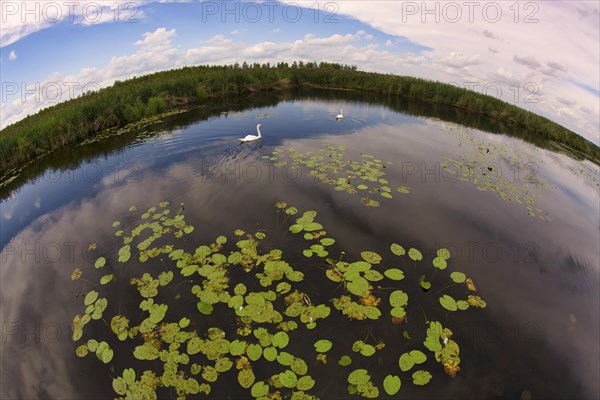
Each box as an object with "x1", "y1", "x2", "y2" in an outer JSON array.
[
  {"x1": 240, "y1": 124, "x2": 262, "y2": 142},
  {"x1": 336, "y1": 109, "x2": 343, "y2": 120}
]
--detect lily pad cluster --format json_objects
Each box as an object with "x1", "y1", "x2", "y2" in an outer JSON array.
[
  {"x1": 71, "y1": 201, "x2": 488, "y2": 399},
  {"x1": 264, "y1": 145, "x2": 410, "y2": 207},
  {"x1": 440, "y1": 124, "x2": 552, "y2": 221}
]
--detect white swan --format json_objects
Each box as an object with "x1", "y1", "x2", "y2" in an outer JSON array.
[
  {"x1": 336, "y1": 108, "x2": 343, "y2": 120},
  {"x1": 239, "y1": 124, "x2": 262, "y2": 142}
]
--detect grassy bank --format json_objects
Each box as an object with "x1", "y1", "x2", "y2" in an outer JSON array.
[{"x1": 1, "y1": 62, "x2": 598, "y2": 174}]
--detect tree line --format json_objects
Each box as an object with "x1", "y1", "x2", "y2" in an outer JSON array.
[{"x1": 1, "y1": 61, "x2": 598, "y2": 174}]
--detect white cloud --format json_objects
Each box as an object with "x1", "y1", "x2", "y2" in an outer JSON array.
[
  {"x1": 8, "y1": 50, "x2": 17, "y2": 61},
  {"x1": 442, "y1": 52, "x2": 480, "y2": 69},
  {"x1": 274, "y1": 0, "x2": 599, "y2": 144},
  {"x1": 1, "y1": 27, "x2": 179, "y2": 128},
  {"x1": 0, "y1": 1, "x2": 146, "y2": 47}
]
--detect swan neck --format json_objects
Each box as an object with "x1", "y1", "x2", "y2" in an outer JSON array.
[{"x1": 257, "y1": 125, "x2": 262, "y2": 137}]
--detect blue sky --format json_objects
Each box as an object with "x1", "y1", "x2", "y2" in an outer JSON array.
[{"x1": 1, "y1": 1, "x2": 598, "y2": 144}]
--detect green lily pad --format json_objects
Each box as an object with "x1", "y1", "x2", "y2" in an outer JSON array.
[
  {"x1": 347, "y1": 277, "x2": 369, "y2": 296},
  {"x1": 94, "y1": 257, "x2": 106, "y2": 269},
  {"x1": 314, "y1": 339, "x2": 333, "y2": 353},
  {"x1": 289, "y1": 224, "x2": 303, "y2": 233},
  {"x1": 412, "y1": 370, "x2": 432, "y2": 385},
  {"x1": 100, "y1": 274, "x2": 114, "y2": 285},
  {"x1": 360, "y1": 344, "x2": 376, "y2": 357},
  {"x1": 390, "y1": 243, "x2": 406, "y2": 256},
  {"x1": 320, "y1": 238, "x2": 335, "y2": 246},
  {"x1": 229, "y1": 340, "x2": 246, "y2": 356},
  {"x1": 238, "y1": 369, "x2": 256, "y2": 389},
  {"x1": 389, "y1": 290, "x2": 408, "y2": 307},
  {"x1": 179, "y1": 317, "x2": 190, "y2": 328},
  {"x1": 347, "y1": 369, "x2": 370, "y2": 385},
  {"x1": 84, "y1": 290, "x2": 98, "y2": 306},
  {"x1": 384, "y1": 268, "x2": 404, "y2": 280},
  {"x1": 409, "y1": 350, "x2": 427, "y2": 364},
  {"x1": 439, "y1": 295, "x2": 458, "y2": 311},
  {"x1": 169, "y1": 249, "x2": 184, "y2": 260},
  {"x1": 96, "y1": 341, "x2": 113, "y2": 364},
  {"x1": 273, "y1": 332, "x2": 290, "y2": 349},
  {"x1": 251, "y1": 381, "x2": 269, "y2": 397},
  {"x1": 279, "y1": 370, "x2": 298, "y2": 388},
  {"x1": 408, "y1": 248, "x2": 423, "y2": 261},
  {"x1": 457, "y1": 300, "x2": 470, "y2": 310},
  {"x1": 202, "y1": 366, "x2": 218, "y2": 382},
  {"x1": 86, "y1": 339, "x2": 98, "y2": 352},
  {"x1": 247, "y1": 344, "x2": 262, "y2": 361},
  {"x1": 197, "y1": 302, "x2": 214, "y2": 315},
  {"x1": 278, "y1": 352, "x2": 296, "y2": 367},
  {"x1": 360, "y1": 251, "x2": 382, "y2": 264},
  {"x1": 338, "y1": 355, "x2": 352, "y2": 366},
  {"x1": 391, "y1": 306, "x2": 406, "y2": 318},
  {"x1": 75, "y1": 344, "x2": 88, "y2": 357},
  {"x1": 123, "y1": 368, "x2": 135, "y2": 384},
  {"x1": 296, "y1": 375, "x2": 315, "y2": 391},
  {"x1": 215, "y1": 357, "x2": 233, "y2": 373},
  {"x1": 383, "y1": 375, "x2": 401, "y2": 395},
  {"x1": 112, "y1": 377, "x2": 126, "y2": 395},
  {"x1": 291, "y1": 358, "x2": 308, "y2": 375},
  {"x1": 134, "y1": 342, "x2": 159, "y2": 360},
  {"x1": 450, "y1": 272, "x2": 466, "y2": 283},
  {"x1": 399, "y1": 353, "x2": 414, "y2": 371},
  {"x1": 263, "y1": 346, "x2": 278, "y2": 361},
  {"x1": 437, "y1": 248, "x2": 451, "y2": 260},
  {"x1": 364, "y1": 270, "x2": 383, "y2": 282},
  {"x1": 432, "y1": 257, "x2": 447, "y2": 269}
]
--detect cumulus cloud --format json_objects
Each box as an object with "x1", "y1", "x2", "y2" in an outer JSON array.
[
  {"x1": 443, "y1": 52, "x2": 480, "y2": 68},
  {"x1": 0, "y1": 1, "x2": 146, "y2": 47}
]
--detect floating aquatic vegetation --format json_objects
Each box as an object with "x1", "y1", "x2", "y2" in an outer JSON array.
[
  {"x1": 383, "y1": 374, "x2": 401, "y2": 395},
  {"x1": 347, "y1": 369, "x2": 379, "y2": 398},
  {"x1": 314, "y1": 339, "x2": 333, "y2": 353},
  {"x1": 264, "y1": 145, "x2": 410, "y2": 207},
  {"x1": 71, "y1": 201, "x2": 488, "y2": 399},
  {"x1": 71, "y1": 268, "x2": 82, "y2": 281},
  {"x1": 440, "y1": 123, "x2": 552, "y2": 221}
]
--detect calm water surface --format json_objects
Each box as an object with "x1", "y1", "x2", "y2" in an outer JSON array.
[{"x1": 1, "y1": 91, "x2": 599, "y2": 399}]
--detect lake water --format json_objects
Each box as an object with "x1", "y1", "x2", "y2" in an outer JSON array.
[{"x1": 1, "y1": 90, "x2": 599, "y2": 400}]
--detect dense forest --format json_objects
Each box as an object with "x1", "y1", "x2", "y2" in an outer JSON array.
[{"x1": 1, "y1": 61, "x2": 598, "y2": 174}]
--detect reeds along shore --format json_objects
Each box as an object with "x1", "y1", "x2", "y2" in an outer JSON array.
[{"x1": 2, "y1": 62, "x2": 598, "y2": 174}]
